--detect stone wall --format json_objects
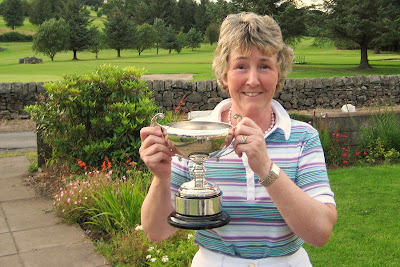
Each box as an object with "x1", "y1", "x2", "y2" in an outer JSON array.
[
  {"x1": 148, "y1": 75, "x2": 400, "y2": 112},
  {"x1": 313, "y1": 111, "x2": 400, "y2": 147},
  {"x1": 1, "y1": 75, "x2": 400, "y2": 119},
  {"x1": 0, "y1": 82, "x2": 46, "y2": 119}
]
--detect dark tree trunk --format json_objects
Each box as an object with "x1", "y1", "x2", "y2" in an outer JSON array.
[
  {"x1": 117, "y1": 49, "x2": 121, "y2": 57},
  {"x1": 72, "y1": 50, "x2": 78, "y2": 60},
  {"x1": 358, "y1": 41, "x2": 372, "y2": 69}
]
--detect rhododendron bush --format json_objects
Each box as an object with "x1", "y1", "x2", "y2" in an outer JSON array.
[{"x1": 26, "y1": 64, "x2": 158, "y2": 170}]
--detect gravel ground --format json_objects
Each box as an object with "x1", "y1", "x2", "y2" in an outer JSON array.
[{"x1": 0, "y1": 119, "x2": 36, "y2": 132}]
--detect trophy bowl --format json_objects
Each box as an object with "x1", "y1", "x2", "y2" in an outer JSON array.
[{"x1": 151, "y1": 113, "x2": 232, "y2": 230}]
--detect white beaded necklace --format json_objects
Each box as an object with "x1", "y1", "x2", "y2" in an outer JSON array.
[{"x1": 228, "y1": 107, "x2": 275, "y2": 135}]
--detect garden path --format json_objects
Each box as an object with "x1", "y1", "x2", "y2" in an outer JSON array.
[{"x1": 0, "y1": 156, "x2": 110, "y2": 267}]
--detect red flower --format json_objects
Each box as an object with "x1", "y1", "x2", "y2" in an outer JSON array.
[
  {"x1": 363, "y1": 151, "x2": 368, "y2": 156},
  {"x1": 342, "y1": 153, "x2": 348, "y2": 158},
  {"x1": 102, "y1": 160, "x2": 106, "y2": 172},
  {"x1": 355, "y1": 151, "x2": 361, "y2": 156},
  {"x1": 343, "y1": 160, "x2": 349, "y2": 164},
  {"x1": 336, "y1": 133, "x2": 340, "y2": 138},
  {"x1": 77, "y1": 160, "x2": 86, "y2": 168}
]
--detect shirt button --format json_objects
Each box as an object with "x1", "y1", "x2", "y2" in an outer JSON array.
[{"x1": 249, "y1": 264, "x2": 256, "y2": 267}]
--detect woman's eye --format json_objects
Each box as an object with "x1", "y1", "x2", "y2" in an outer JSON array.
[{"x1": 260, "y1": 64, "x2": 269, "y2": 69}]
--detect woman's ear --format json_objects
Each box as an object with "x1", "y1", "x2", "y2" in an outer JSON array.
[{"x1": 222, "y1": 74, "x2": 228, "y2": 87}]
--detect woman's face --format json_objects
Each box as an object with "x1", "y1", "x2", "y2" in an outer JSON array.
[{"x1": 223, "y1": 46, "x2": 279, "y2": 116}]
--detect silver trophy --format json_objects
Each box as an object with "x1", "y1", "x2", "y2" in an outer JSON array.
[{"x1": 151, "y1": 113, "x2": 232, "y2": 230}]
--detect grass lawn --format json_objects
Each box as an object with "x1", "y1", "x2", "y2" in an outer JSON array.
[
  {"x1": 305, "y1": 164, "x2": 400, "y2": 266},
  {"x1": 1, "y1": 38, "x2": 400, "y2": 83},
  {"x1": 1, "y1": 13, "x2": 400, "y2": 83}
]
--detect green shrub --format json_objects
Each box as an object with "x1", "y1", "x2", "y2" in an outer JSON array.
[
  {"x1": 289, "y1": 112, "x2": 312, "y2": 123},
  {"x1": 313, "y1": 112, "x2": 356, "y2": 168},
  {"x1": 25, "y1": 64, "x2": 158, "y2": 169},
  {"x1": 54, "y1": 166, "x2": 152, "y2": 235},
  {"x1": 358, "y1": 111, "x2": 400, "y2": 164},
  {"x1": 0, "y1": 31, "x2": 33, "y2": 42},
  {"x1": 96, "y1": 229, "x2": 198, "y2": 266}
]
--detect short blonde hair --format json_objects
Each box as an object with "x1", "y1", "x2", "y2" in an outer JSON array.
[{"x1": 212, "y1": 12, "x2": 294, "y2": 92}]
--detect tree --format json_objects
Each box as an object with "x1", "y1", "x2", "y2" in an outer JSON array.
[
  {"x1": 153, "y1": 18, "x2": 167, "y2": 55},
  {"x1": 323, "y1": 0, "x2": 400, "y2": 69},
  {"x1": 29, "y1": 0, "x2": 62, "y2": 25},
  {"x1": 62, "y1": 0, "x2": 95, "y2": 60},
  {"x1": 32, "y1": 18, "x2": 69, "y2": 61},
  {"x1": 83, "y1": 0, "x2": 103, "y2": 7},
  {"x1": 175, "y1": 29, "x2": 187, "y2": 53},
  {"x1": 175, "y1": 0, "x2": 197, "y2": 32},
  {"x1": 194, "y1": 0, "x2": 211, "y2": 34},
  {"x1": 230, "y1": 0, "x2": 307, "y2": 44},
  {"x1": 204, "y1": 23, "x2": 219, "y2": 45},
  {"x1": 186, "y1": 28, "x2": 202, "y2": 51},
  {"x1": 148, "y1": 0, "x2": 177, "y2": 26},
  {"x1": 89, "y1": 29, "x2": 106, "y2": 59},
  {"x1": 104, "y1": 8, "x2": 136, "y2": 57},
  {"x1": 161, "y1": 25, "x2": 177, "y2": 54},
  {"x1": 135, "y1": 23, "x2": 157, "y2": 55},
  {"x1": 3, "y1": 0, "x2": 24, "y2": 30},
  {"x1": 206, "y1": 0, "x2": 233, "y2": 26}
]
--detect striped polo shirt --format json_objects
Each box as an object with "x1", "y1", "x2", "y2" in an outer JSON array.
[{"x1": 170, "y1": 98, "x2": 336, "y2": 259}]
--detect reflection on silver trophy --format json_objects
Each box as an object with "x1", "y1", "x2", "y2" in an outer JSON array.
[{"x1": 151, "y1": 113, "x2": 232, "y2": 230}]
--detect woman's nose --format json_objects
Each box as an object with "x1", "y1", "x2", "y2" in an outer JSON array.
[{"x1": 246, "y1": 67, "x2": 260, "y2": 87}]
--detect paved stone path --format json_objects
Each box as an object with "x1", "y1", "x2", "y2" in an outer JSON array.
[
  {"x1": 0, "y1": 156, "x2": 110, "y2": 267},
  {"x1": 0, "y1": 132, "x2": 37, "y2": 150}
]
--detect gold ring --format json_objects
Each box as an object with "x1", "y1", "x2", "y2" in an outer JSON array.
[
  {"x1": 233, "y1": 114, "x2": 243, "y2": 120},
  {"x1": 240, "y1": 135, "x2": 248, "y2": 144}
]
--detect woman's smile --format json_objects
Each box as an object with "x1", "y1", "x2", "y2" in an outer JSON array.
[{"x1": 243, "y1": 92, "x2": 263, "y2": 97}]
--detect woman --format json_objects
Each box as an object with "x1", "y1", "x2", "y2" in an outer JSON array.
[{"x1": 140, "y1": 12, "x2": 337, "y2": 266}]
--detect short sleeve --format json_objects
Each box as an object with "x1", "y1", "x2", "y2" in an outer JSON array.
[{"x1": 296, "y1": 131, "x2": 336, "y2": 206}]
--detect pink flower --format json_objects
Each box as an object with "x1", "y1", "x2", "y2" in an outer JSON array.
[{"x1": 67, "y1": 198, "x2": 71, "y2": 203}]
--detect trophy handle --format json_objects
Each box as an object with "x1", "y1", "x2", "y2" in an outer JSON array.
[{"x1": 150, "y1": 113, "x2": 169, "y2": 131}]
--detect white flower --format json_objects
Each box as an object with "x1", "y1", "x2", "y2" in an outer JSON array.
[
  {"x1": 156, "y1": 249, "x2": 161, "y2": 254},
  {"x1": 150, "y1": 258, "x2": 156, "y2": 262},
  {"x1": 147, "y1": 246, "x2": 154, "y2": 252},
  {"x1": 135, "y1": 225, "x2": 143, "y2": 231},
  {"x1": 188, "y1": 234, "x2": 194, "y2": 239},
  {"x1": 146, "y1": 255, "x2": 152, "y2": 259},
  {"x1": 161, "y1": 255, "x2": 169, "y2": 263}
]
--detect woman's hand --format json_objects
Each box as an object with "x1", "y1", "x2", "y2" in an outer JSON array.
[
  {"x1": 232, "y1": 117, "x2": 272, "y2": 177},
  {"x1": 139, "y1": 126, "x2": 176, "y2": 180}
]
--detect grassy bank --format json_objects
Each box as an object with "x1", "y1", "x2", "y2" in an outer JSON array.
[
  {"x1": 1, "y1": 38, "x2": 400, "y2": 82},
  {"x1": 305, "y1": 164, "x2": 400, "y2": 266}
]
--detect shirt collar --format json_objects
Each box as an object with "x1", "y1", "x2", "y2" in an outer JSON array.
[{"x1": 208, "y1": 98, "x2": 291, "y2": 140}]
